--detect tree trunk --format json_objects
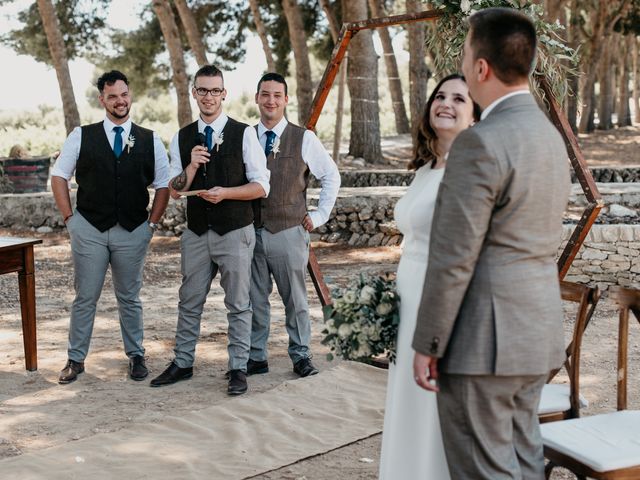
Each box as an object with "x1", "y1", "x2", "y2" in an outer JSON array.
[
  {"x1": 281, "y1": 0, "x2": 314, "y2": 124},
  {"x1": 174, "y1": 0, "x2": 208, "y2": 67},
  {"x1": 584, "y1": 80, "x2": 596, "y2": 133},
  {"x1": 319, "y1": 0, "x2": 346, "y2": 161},
  {"x1": 578, "y1": 0, "x2": 632, "y2": 133},
  {"x1": 249, "y1": 0, "x2": 276, "y2": 72},
  {"x1": 566, "y1": 0, "x2": 580, "y2": 132},
  {"x1": 634, "y1": 38, "x2": 640, "y2": 123},
  {"x1": 36, "y1": 0, "x2": 80, "y2": 135},
  {"x1": 368, "y1": 0, "x2": 410, "y2": 134},
  {"x1": 406, "y1": 0, "x2": 429, "y2": 137},
  {"x1": 597, "y1": 35, "x2": 614, "y2": 130},
  {"x1": 342, "y1": 0, "x2": 382, "y2": 163},
  {"x1": 617, "y1": 34, "x2": 633, "y2": 127},
  {"x1": 543, "y1": 0, "x2": 568, "y2": 22},
  {"x1": 152, "y1": 0, "x2": 192, "y2": 127}
]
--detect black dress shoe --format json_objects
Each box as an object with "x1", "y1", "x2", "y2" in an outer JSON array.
[
  {"x1": 227, "y1": 369, "x2": 248, "y2": 396},
  {"x1": 149, "y1": 362, "x2": 193, "y2": 387},
  {"x1": 129, "y1": 355, "x2": 148, "y2": 381},
  {"x1": 59, "y1": 359, "x2": 85, "y2": 384},
  {"x1": 247, "y1": 359, "x2": 269, "y2": 376},
  {"x1": 293, "y1": 357, "x2": 319, "y2": 377}
]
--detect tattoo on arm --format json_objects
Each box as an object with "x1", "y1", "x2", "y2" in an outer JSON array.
[{"x1": 171, "y1": 170, "x2": 187, "y2": 191}]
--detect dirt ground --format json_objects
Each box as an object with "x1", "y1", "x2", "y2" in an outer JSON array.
[
  {"x1": 2, "y1": 127, "x2": 640, "y2": 478},
  {"x1": 1, "y1": 231, "x2": 638, "y2": 479}
]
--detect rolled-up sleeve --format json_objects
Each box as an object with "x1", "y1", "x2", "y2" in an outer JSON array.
[
  {"x1": 302, "y1": 130, "x2": 340, "y2": 228},
  {"x1": 242, "y1": 126, "x2": 270, "y2": 197},
  {"x1": 50, "y1": 127, "x2": 82, "y2": 180},
  {"x1": 152, "y1": 132, "x2": 171, "y2": 189},
  {"x1": 167, "y1": 132, "x2": 184, "y2": 180}
]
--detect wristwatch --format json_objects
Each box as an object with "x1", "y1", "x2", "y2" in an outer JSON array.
[{"x1": 149, "y1": 222, "x2": 158, "y2": 231}]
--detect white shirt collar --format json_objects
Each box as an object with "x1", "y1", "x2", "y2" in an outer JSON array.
[
  {"x1": 480, "y1": 90, "x2": 530, "y2": 120},
  {"x1": 103, "y1": 117, "x2": 131, "y2": 136},
  {"x1": 198, "y1": 113, "x2": 228, "y2": 133},
  {"x1": 258, "y1": 116, "x2": 288, "y2": 138}
]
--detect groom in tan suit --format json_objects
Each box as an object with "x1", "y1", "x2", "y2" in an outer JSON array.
[{"x1": 412, "y1": 8, "x2": 571, "y2": 479}]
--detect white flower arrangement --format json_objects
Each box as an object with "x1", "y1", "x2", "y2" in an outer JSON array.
[
  {"x1": 125, "y1": 135, "x2": 135, "y2": 153},
  {"x1": 322, "y1": 273, "x2": 399, "y2": 364},
  {"x1": 271, "y1": 137, "x2": 280, "y2": 158},
  {"x1": 213, "y1": 132, "x2": 224, "y2": 152}
]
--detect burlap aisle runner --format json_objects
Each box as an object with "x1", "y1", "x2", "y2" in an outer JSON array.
[{"x1": 1, "y1": 362, "x2": 386, "y2": 479}]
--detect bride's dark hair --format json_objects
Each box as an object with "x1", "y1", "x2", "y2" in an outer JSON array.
[{"x1": 408, "y1": 73, "x2": 480, "y2": 171}]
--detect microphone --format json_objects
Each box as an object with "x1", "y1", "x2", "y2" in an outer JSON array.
[{"x1": 195, "y1": 132, "x2": 207, "y2": 180}]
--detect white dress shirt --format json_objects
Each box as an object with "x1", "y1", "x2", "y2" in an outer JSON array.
[
  {"x1": 168, "y1": 114, "x2": 271, "y2": 197},
  {"x1": 480, "y1": 90, "x2": 530, "y2": 120},
  {"x1": 257, "y1": 117, "x2": 340, "y2": 228},
  {"x1": 51, "y1": 117, "x2": 171, "y2": 189}
]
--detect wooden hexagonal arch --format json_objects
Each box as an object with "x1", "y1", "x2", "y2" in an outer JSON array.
[{"x1": 305, "y1": 9, "x2": 602, "y2": 307}]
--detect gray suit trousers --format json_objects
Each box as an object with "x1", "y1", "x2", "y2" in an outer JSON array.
[
  {"x1": 66, "y1": 211, "x2": 153, "y2": 362},
  {"x1": 437, "y1": 373, "x2": 547, "y2": 480},
  {"x1": 173, "y1": 225, "x2": 255, "y2": 371},
  {"x1": 249, "y1": 226, "x2": 311, "y2": 364}
]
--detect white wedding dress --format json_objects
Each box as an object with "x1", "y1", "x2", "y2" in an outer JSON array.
[{"x1": 379, "y1": 165, "x2": 450, "y2": 480}]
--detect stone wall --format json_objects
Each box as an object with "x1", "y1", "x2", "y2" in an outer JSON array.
[
  {"x1": 1, "y1": 188, "x2": 639, "y2": 288},
  {"x1": 561, "y1": 225, "x2": 640, "y2": 289},
  {"x1": 308, "y1": 166, "x2": 640, "y2": 188}
]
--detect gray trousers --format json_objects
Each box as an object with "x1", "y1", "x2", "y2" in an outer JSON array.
[
  {"x1": 173, "y1": 225, "x2": 255, "y2": 371},
  {"x1": 437, "y1": 373, "x2": 547, "y2": 480},
  {"x1": 66, "y1": 211, "x2": 152, "y2": 362},
  {"x1": 249, "y1": 226, "x2": 311, "y2": 364}
]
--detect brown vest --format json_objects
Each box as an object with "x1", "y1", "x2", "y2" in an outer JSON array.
[{"x1": 254, "y1": 123, "x2": 309, "y2": 234}]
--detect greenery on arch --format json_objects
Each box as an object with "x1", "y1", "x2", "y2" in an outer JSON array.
[{"x1": 425, "y1": 0, "x2": 579, "y2": 105}]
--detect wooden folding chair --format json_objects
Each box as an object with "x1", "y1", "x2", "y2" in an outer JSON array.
[
  {"x1": 542, "y1": 285, "x2": 640, "y2": 479},
  {"x1": 538, "y1": 281, "x2": 600, "y2": 423}
]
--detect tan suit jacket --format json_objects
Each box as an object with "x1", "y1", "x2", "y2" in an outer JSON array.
[{"x1": 412, "y1": 93, "x2": 571, "y2": 375}]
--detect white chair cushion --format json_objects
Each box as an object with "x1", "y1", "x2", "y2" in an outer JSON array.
[
  {"x1": 541, "y1": 410, "x2": 640, "y2": 472},
  {"x1": 538, "y1": 383, "x2": 589, "y2": 415}
]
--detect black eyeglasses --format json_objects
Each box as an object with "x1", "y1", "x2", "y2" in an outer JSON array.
[{"x1": 195, "y1": 87, "x2": 224, "y2": 97}]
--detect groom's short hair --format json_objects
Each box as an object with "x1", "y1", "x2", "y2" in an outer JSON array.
[{"x1": 468, "y1": 8, "x2": 537, "y2": 85}]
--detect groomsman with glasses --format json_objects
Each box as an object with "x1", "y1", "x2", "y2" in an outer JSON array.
[
  {"x1": 151, "y1": 65, "x2": 270, "y2": 396},
  {"x1": 248, "y1": 72, "x2": 340, "y2": 378},
  {"x1": 51, "y1": 70, "x2": 171, "y2": 384}
]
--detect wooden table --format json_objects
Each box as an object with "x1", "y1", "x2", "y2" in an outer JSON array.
[{"x1": 0, "y1": 237, "x2": 42, "y2": 371}]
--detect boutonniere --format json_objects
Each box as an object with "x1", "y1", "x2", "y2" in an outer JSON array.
[
  {"x1": 213, "y1": 132, "x2": 224, "y2": 152},
  {"x1": 125, "y1": 135, "x2": 135, "y2": 153},
  {"x1": 272, "y1": 137, "x2": 280, "y2": 158}
]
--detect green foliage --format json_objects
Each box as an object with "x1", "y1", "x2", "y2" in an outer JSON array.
[
  {"x1": 425, "y1": 0, "x2": 579, "y2": 105},
  {"x1": 191, "y1": 0, "x2": 249, "y2": 69},
  {"x1": 90, "y1": 15, "x2": 171, "y2": 97},
  {"x1": 251, "y1": 0, "x2": 326, "y2": 75},
  {"x1": 92, "y1": 0, "x2": 248, "y2": 97},
  {"x1": 1, "y1": 0, "x2": 108, "y2": 64}
]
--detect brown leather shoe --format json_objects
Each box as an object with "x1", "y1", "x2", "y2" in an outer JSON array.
[
  {"x1": 59, "y1": 359, "x2": 84, "y2": 384},
  {"x1": 227, "y1": 369, "x2": 248, "y2": 396}
]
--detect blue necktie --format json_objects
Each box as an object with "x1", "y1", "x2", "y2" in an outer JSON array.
[
  {"x1": 113, "y1": 126, "x2": 124, "y2": 157},
  {"x1": 204, "y1": 125, "x2": 213, "y2": 151},
  {"x1": 265, "y1": 130, "x2": 276, "y2": 156}
]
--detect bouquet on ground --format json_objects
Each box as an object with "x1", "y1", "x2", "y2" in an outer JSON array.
[{"x1": 322, "y1": 273, "x2": 400, "y2": 364}]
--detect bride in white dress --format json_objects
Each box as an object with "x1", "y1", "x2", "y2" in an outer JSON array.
[{"x1": 379, "y1": 74, "x2": 479, "y2": 479}]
